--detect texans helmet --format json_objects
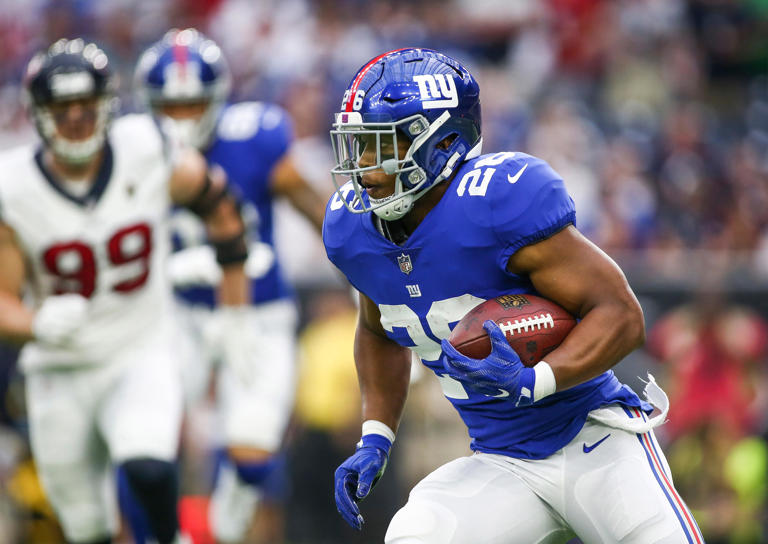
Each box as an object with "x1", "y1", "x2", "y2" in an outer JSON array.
[
  {"x1": 134, "y1": 28, "x2": 231, "y2": 149},
  {"x1": 330, "y1": 48, "x2": 482, "y2": 220},
  {"x1": 24, "y1": 38, "x2": 115, "y2": 164}
]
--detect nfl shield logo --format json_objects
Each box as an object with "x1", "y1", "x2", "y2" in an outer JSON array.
[{"x1": 397, "y1": 253, "x2": 413, "y2": 274}]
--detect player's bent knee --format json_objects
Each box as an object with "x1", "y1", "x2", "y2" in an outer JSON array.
[
  {"x1": 233, "y1": 455, "x2": 279, "y2": 487},
  {"x1": 573, "y1": 457, "x2": 687, "y2": 543},
  {"x1": 385, "y1": 499, "x2": 457, "y2": 544},
  {"x1": 121, "y1": 457, "x2": 176, "y2": 491}
]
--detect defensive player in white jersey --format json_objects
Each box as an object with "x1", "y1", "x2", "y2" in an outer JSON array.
[
  {"x1": 325, "y1": 48, "x2": 703, "y2": 543},
  {"x1": 133, "y1": 28, "x2": 327, "y2": 543},
  {"x1": 0, "y1": 39, "x2": 250, "y2": 544}
]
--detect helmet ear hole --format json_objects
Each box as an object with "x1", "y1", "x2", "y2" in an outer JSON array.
[{"x1": 436, "y1": 133, "x2": 457, "y2": 151}]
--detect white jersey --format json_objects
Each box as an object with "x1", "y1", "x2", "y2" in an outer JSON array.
[{"x1": 0, "y1": 114, "x2": 175, "y2": 371}]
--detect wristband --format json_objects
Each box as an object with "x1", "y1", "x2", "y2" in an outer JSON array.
[
  {"x1": 532, "y1": 360, "x2": 557, "y2": 402},
  {"x1": 211, "y1": 231, "x2": 248, "y2": 266},
  {"x1": 362, "y1": 419, "x2": 396, "y2": 443}
]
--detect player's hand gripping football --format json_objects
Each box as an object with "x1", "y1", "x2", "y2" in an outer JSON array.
[
  {"x1": 33, "y1": 293, "x2": 89, "y2": 347},
  {"x1": 441, "y1": 320, "x2": 538, "y2": 406},
  {"x1": 334, "y1": 433, "x2": 392, "y2": 530}
]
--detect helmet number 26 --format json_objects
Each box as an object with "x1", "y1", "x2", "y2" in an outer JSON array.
[{"x1": 341, "y1": 90, "x2": 366, "y2": 111}]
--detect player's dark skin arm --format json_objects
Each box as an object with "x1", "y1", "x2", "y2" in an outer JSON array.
[
  {"x1": 270, "y1": 154, "x2": 327, "y2": 234},
  {"x1": 507, "y1": 225, "x2": 645, "y2": 392},
  {"x1": 169, "y1": 149, "x2": 250, "y2": 306},
  {"x1": 355, "y1": 291, "x2": 413, "y2": 432}
]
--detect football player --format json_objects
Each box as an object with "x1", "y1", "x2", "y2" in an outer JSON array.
[
  {"x1": 133, "y1": 28, "x2": 326, "y2": 543},
  {"x1": 0, "y1": 39, "x2": 250, "y2": 544},
  {"x1": 325, "y1": 48, "x2": 704, "y2": 543}
]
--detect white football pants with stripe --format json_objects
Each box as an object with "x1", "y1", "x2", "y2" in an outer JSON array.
[{"x1": 386, "y1": 405, "x2": 704, "y2": 544}]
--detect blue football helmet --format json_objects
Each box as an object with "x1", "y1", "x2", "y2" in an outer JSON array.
[
  {"x1": 330, "y1": 48, "x2": 482, "y2": 220},
  {"x1": 24, "y1": 38, "x2": 115, "y2": 164},
  {"x1": 134, "y1": 28, "x2": 231, "y2": 149}
]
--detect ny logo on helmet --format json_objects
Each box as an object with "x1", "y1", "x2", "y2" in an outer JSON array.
[{"x1": 413, "y1": 74, "x2": 458, "y2": 109}]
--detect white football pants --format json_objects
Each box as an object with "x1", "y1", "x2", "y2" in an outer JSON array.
[
  {"x1": 25, "y1": 330, "x2": 183, "y2": 543},
  {"x1": 386, "y1": 406, "x2": 704, "y2": 544}
]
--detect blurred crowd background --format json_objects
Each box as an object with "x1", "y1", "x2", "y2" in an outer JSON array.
[{"x1": 0, "y1": 0, "x2": 767, "y2": 543}]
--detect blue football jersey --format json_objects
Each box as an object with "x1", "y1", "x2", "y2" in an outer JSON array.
[
  {"x1": 173, "y1": 101, "x2": 294, "y2": 306},
  {"x1": 324, "y1": 151, "x2": 651, "y2": 459}
]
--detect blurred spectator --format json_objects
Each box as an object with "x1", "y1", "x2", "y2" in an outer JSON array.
[
  {"x1": 0, "y1": 0, "x2": 765, "y2": 272},
  {"x1": 648, "y1": 281, "x2": 768, "y2": 542},
  {"x1": 649, "y1": 286, "x2": 768, "y2": 440}
]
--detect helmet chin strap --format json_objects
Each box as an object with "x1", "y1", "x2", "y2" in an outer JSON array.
[
  {"x1": 371, "y1": 193, "x2": 412, "y2": 220},
  {"x1": 370, "y1": 179, "x2": 434, "y2": 221}
]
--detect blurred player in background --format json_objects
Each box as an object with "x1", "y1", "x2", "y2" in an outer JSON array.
[
  {"x1": 134, "y1": 28, "x2": 326, "y2": 544},
  {"x1": 0, "y1": 38, "x2": 250, "y2": 544},
  {"x1": 324, "y1": 48, "x2": 703, "y2": 543}
]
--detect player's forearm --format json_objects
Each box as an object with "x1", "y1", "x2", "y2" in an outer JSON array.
[
  {"x1": 285, "y1": 187, "x2": 326, "y2": 234},
  {"x1": 217, "y1": 265, "x2": 250, "y2": 306},
  {"x1": 204, "y1": 196, "x2": 246, "y2": 241},
  {"x1": 0, "y1": 292, "x2": 35, "y2": 344},
  {"x1": 545, "y1": 298, "x2": 645, "y2": 391},
  {"x1": 204, "y1": 194, "x2": 251, "y2": 306},
  {"x1": 354, "y1": 324, "x2": 411, "y2": 432}
]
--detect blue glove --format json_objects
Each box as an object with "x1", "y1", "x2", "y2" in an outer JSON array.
[
  {"x1": 334, "y1": 433, "x2": 392, "y2": 530},
  {"x1": 441, "y1": 320, "x2": 538, "y2": 406}
]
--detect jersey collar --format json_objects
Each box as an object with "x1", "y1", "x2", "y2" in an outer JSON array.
[{"x1": 34, "y1": 141, "x2": 114, "y2": 207}]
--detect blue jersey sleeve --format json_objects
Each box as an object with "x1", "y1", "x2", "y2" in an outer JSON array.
[
  {"x1": 322, "y1": 182, "x2": 354, "y2": 266},
  {"x1": 217, "y1": 101, "x2": 294, "y2": 164},
  {"x1": 252, "y1": 103, "x2": 293, "y2": 162},
  {"x1": 484, "y1": 153, "x2": 576, "y2": 271}
]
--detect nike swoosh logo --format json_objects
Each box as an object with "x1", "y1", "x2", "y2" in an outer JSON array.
[
  {"x1": 582, "y1": 434, "x2": 611, "y2": 453},
  {"x1": 492, "y1": 388, "x2": 510, "y2": 398},
  {"x1": 507, "y1": 164, "x2": 528, "y2": 184}
]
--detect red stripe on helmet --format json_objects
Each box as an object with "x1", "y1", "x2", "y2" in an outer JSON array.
[
  {"x1": 344, "y1": 48, "x2": 412, "y2": 112},
  {"x1": 172, "y1": 32, "x2": 188, "y2": 80}
]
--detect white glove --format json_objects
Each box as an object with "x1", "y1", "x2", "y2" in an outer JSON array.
[
  {"x1": 32, "y1": 294, "x2": 89, "y2": 347},
  {"x1": 167, "y1": 245, "x2": 222, "y2": 287},
  {"x1": 206, "y1": 306, "x2": 259, "y2": 386},
  {"x1": 167, "y1": 242, "x2": 276, "y2": 288}
]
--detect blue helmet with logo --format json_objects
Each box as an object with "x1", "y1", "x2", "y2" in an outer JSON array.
[
  {"x1": 330, "y1": 48, "x2": 482, "y2": 220},
  {"x1": 134, "y1": 28, "x2": 231, "y2": 149}
]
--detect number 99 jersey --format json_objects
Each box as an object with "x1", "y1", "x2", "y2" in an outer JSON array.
[
  {"x1": 324, "y1": 151, "x2": 650, "y2": 459},
  {"x1": 0, "y1": 114, "x2": 175, "y2": 370}
]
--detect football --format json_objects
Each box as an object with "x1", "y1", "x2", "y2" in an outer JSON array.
[{"x1": 448, "y1": 294, "x2": 577, "y2": 365}]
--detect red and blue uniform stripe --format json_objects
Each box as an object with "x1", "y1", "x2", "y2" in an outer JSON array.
[
  {"x1": 625, "y1": 407, "x2": 704, "y2": 543},
  {"x1": 343, "y1": 48, "x2": 410, "y2": 112}
]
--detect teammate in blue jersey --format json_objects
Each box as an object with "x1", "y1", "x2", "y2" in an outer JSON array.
[
  {"x1": 133, "y1": 28, "x2": 326, "y2": 543},
  {"x1": 324, "y1": 48, "x2": 703, "y2": 543}
]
